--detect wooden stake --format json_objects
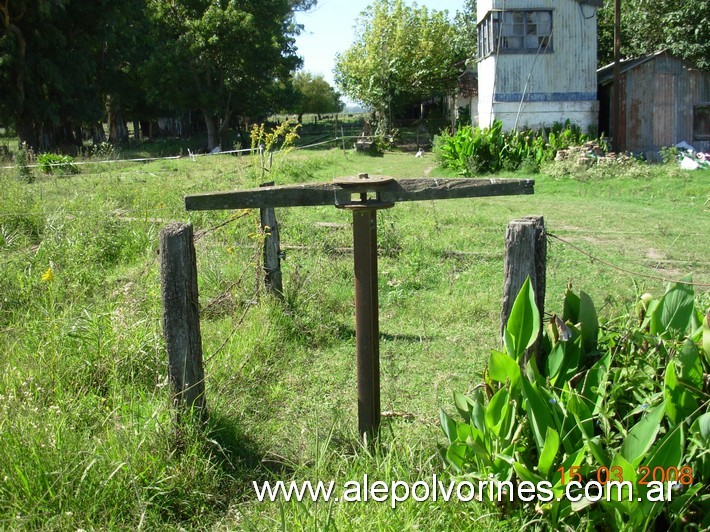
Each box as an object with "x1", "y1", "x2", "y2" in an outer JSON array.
[
  {"x1": 501, "y1": 216, "x2": 547, "y2": 363},
  {"x1": 259, "y1": 182, "x2": 283, "y2": 298},
  {"x1": 160, "y1": 223, "x2": 207, "y2": 420}
]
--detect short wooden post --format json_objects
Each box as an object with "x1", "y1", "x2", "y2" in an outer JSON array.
[
  {"x1": 160, "y1": 223, "x2": 207, "y2": 420},
  {"x1": 501, "y1": 216, "x2": 546, "y2": 362},
  {"x1": 259, "y1": 182, "x2": 283, "y2": 298}
]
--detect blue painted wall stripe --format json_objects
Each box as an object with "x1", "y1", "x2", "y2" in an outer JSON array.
[{"x1": 494, "y1": 92, "x2": 598, "y2": 103}]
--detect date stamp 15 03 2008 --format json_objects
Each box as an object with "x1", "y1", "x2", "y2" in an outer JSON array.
[{"x1": 557, "y1": 465, "x2": 694, "y2": 486}]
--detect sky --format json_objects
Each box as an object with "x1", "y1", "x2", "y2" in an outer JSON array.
[{"x1": 294, "y1": 0, "x2": 466, "y2": 105}]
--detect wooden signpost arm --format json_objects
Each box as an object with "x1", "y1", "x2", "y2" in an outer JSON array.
[{"x1": 185, "y1": 177, "x2": 534, "y2": 211}]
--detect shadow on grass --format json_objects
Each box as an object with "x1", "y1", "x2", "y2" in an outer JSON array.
[
  {"x1": 205, "y1": 412, "x2": 295, "y2": 480},
  {"x1": 335, "y1": 323, "x2": 438, "y2": 344}
]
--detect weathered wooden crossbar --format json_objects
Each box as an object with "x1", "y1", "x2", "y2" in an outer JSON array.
[
  {"x1": 182, "y1": 175, "x2": 534, "y2": 439},
  {"x1": 184, "y1": 177, "x2": 534, "y2": 210}
]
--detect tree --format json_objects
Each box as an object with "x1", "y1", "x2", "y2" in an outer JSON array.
[
  {"x1": 597, "y1": 0, "x2": 710, "y2": 70},
  {"x1": 145, "y1": 0, "x2": 315, "y2": 151},
  {"x1": 0, "y1": 0, "x2": 148, "y2": 149},
  {"x1": 453, "y1": 0, "x2": 477, "y2": 63},
  {"x1": 334, "y1": 0, "x2": 465, "y2": 129},
  {"x1": 287, "y1": 72, "x2": 344, "y2": 122}
]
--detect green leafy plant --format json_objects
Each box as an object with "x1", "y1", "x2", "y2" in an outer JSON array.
[
  {"x1": 37, "y1": 152, "x2": 79, "y2": 175},
  {"x1": 14, "y1": 143, "x2": 35, "y2": 183},
  {"x1": 440, "y1": 277, "x2": 709, "y2": 529},
  {"x1": 434, "y1": 121, "x2": 603, "y2": 176}
]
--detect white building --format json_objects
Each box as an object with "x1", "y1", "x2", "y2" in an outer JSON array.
[{"x1": 476, "y1": 0, "x2": 601, "y2": 132}]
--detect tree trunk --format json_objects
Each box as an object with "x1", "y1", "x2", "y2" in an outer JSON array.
[
  {"x1": 133, "y1": 120, "x2": 140, "y2": 141},
  {"x1": 92, "y1": 123, "x2": 107, "y2": 145},
  {"x1": 107, "y1": 95, "x2": 129, "y2": 145},
  {"x1": 218, "y1": 110, "x2": 232, "y2": 150},
  {"x1": 7, "y1": 21, "x2": 32, "y2": 148},
  {"x1": 204, "y1": 112, "x2": 219, "y2": 151},
  {"x1": 15, "y1": 113, "x2": 37, "y2": 150}
]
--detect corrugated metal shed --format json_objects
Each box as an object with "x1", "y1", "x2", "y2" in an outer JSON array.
[{"x1": 598, "y1": 51, "x2": 710, "y2": 156}]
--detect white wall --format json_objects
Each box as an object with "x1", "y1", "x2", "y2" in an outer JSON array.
[{"x1": 477, "y1": 0, "x2": 599, "y2": 132}]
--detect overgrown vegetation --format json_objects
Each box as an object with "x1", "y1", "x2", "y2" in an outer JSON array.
[
  {"x1": 433, "y1": 121, "x2": 602, "y2": 175},
  {"x1": 0, "y1": 147, "x2": 707, "y2": 529},
  {"x1": 441, "y1": 279, "x2": 709, "y2": 529},
  {"x1": 37, "y1": 153, "x2": 79, "y2": 175}
]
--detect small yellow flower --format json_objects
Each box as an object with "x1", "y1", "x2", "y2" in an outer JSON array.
[
  {"x1": 42, "y1": 268, "x2": 54, "y2": 282},
  {"x1": 226, "y1": 246, "x2": 234, "y2": 254}
]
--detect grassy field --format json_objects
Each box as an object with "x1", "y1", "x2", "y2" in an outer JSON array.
[{"x1": 0, "y1": 144, "x2": 708, "y2": 529}]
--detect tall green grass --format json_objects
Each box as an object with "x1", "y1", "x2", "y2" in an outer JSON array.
[{"x1": 0, "y1": 147, "x2": 708, "y2": 528}]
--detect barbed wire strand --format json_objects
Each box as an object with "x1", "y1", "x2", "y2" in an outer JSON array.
[
  {"x1": 0, "y1": 135, "x2": 367, "y2": 173},
  {"x1": 193, "y1": 209, "x2": 253, "y2": 241},
  {"x1": 548, "y1": 232, "x2": 710, "y2": 288},
  {"x1": 204, "y1": 237, "x2": 264, "y2": 364},
  {"x1": 0, "y1": 147, "x2": 254, "y2": 171}
]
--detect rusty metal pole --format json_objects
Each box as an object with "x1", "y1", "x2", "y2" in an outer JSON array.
[
  {"x1": 352, "y1": 208, "x2": 381, "y2": 438},
  {"x1": 333, "y1": 173, "x2": 394, "y2": 439}
]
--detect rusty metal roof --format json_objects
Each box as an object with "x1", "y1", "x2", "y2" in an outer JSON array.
[{"x1": 597, "y1": 51, "x2": 705, "y2": 86}]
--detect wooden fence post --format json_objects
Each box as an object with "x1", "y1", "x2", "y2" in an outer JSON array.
[
  {"x1": 259, "y1": 182, "x2": 284, "y2": 298},
  {"x1": 501, "y1": 216, "x2": 547, "y2": 362},
  {"x1": 160, "y1": 222, "x2": 207, "y2": 420}
]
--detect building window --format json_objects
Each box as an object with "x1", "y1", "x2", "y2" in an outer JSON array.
[
  {"x1": 478, "y1": 10, "x2": 553, "y2": 58},
  {"x1": 694, "y1": 105, "x2": 710, "y2": 140}
]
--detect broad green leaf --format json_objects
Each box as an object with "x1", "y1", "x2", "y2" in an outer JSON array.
[
  {"x1": 471, "y1": 390, "x2": 487, "y2": 433},
  {"x1": 504, "y1": 277, "x2": 540, "y2": 360},
  {"x1": 703, "y1": 310, "x2": 710, "y2": 359},
  {"x1": 445, "y1": 443, "x2": 467, "y2": 471},
  {"x1": 652, "y1": 279, "x2": 694, "y2": 339},
  {"x1": 453, "y1": 391, "x2": 474, "y2": 423},
  {"x1": 545, "y1": 342, "x2": 565, "y2": 380},
  {"x1": 537, "y1": 427, "x2": 560, "y2": 477},
  {"x1": 551, "y1": 447, "x2": 586, "y2": 488},
  {"x1": 641, "y1": 298, "x2": 661, "y2": 331},
  {"x1": 485, "y1": 387, "x2": 511, "y2": 436},
  {"x1": 488, "y1": 350, "x2": 521, "y2": 395},
  {"x1": 664, "y1": 360, "x2": 698, "y2": 425},
  {"x1": 578, "y1": 291, "x2": 599, "y2": 353},
  {"x1": 563, "y1": 288, "x2": 580, "y2": 324},
  {"x1": 567, "y1": 393, "x2": 594, "y2": 440},
  {"x1": 636, "y1": 426, "x2": 684, "y2": 522},
  {"x1": 691, "y1": 412, "x2": 710, "y2": 444},
  {"x1": 440, "y1": 408, "x2": 457, "y2": 442},
  {"x1": 644, "y1": 425, "x2": 683, "y2": 472},
  {"x1": 678, "y1": 340, "x2": 703, "y2": 389},
  {"x1": 521, "y1": 377, "x2": 555, "y2": 451},
  {"x1": 602, "y1": 454, "x2": 637, "y2": 515},
  {"x1": 514, "y1": 462, "x2": 546, "y2": 484},
  {"x1": 619, "y1": 402, "x2": 665, "y2": 468},
  {"x1": 456, "y1": 420, "x2": 474, "y2": 443},
  {"x1": 580, "y1": 354, "x2": 611, "y2": 415}
]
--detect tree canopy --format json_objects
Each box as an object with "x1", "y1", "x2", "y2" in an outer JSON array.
[
  {"x1": 597, "y1": 0, "x2": 710, "y2": 69},
  {"x1": 0, "y1": 0, "x2": 147, "y2": 149},
  {"x1": 0, "y1": 0, "x2": 316, "y2": 151},
  {"x1": 285, "y1": 72, "x2": 344, "y2": 122},
  {"x1": 334, "y1": 0, "x2": 465, "y2": 126},
  {"x1": 144, "y1": 0, "x2": 314, "y2": 150}
]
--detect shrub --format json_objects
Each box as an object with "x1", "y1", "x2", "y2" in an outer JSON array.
[
  {"x1": 37, "y1": 152, "x2": 79, "y2": 175},
  {"x1": 14, "y1": 143, "x2": 35, "y2": 183},
  {"x1": 434, "y1": 121, "x2": 602, "y2": 176},
  {"x1": 440, "y1": 278, "x2": 709, "y2": 529}
]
